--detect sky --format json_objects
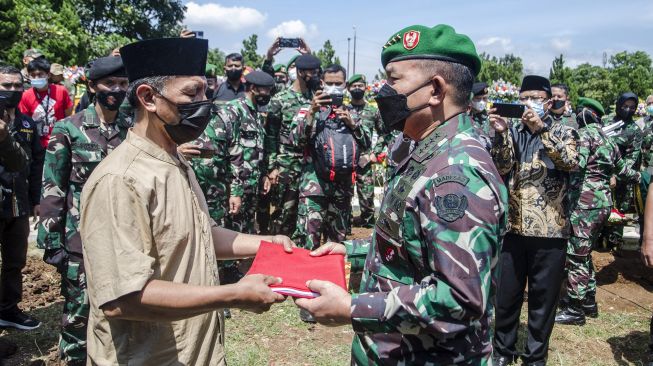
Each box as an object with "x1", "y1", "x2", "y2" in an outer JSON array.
[{"x1": 182, "y1": 0, "x2": 653, "y2": 80}]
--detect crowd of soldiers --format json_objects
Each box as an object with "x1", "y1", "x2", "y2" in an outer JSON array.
[{"x1": 1, "y1": 23, "x2": 653, "y2": 366}]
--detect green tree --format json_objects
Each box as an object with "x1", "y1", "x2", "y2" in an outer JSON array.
[
  {"x1": 0, "y1": 0, "x2": 19, "y2": 59},
  {"x1": 207, "y1": 48, "x2": 226, "y2": 76},
  {"x1": 77, "y1": 0, "x2": 184, "y2": 39},
  {"x1": 608, "y1": 51, "x2": 653, "y2": 100},
  {"x1": 570, "y1": 63, "x2": 614, "y2": 109},
  {"x1": 549, "y1": 54, "x2": 572, "y2": 85},
  {"x1": 2, "y1": 0, "x2": 88, "y2": 66},
  {"x1": 476, "y1": 53, "x2": 523, "y2": 85},
  {"x1": 314, "y1": 40, "x2": 341, "y2": 66},
  {"x1": 240, "y1": 34, "x2": 264, "y2": 68},
  {"x1": 88, "y1": 33, "x2": 134, "y2": 60}
]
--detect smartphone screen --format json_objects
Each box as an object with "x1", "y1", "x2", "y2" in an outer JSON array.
[
  {"x1": 279, "y1": 38, "x2": 300, "y2": 48},
  {"x1": 493, "y1": 103, "x2": 526, "y2": 119}
]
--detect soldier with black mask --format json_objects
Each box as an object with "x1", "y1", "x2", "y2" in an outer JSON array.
[{"x1": 550, "y1": 83, "x2": 577, "y2": 129}]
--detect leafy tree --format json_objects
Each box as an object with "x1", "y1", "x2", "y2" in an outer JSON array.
[
  {"x1": 207, "y1": 48, "x2": 226, "y2": 76},
  {"x1": 0, "y1": 0, "x2": 19, "y2": 59},
  {"x1": 77, "y1": 0, "x2": 185, "y2": 39},
  {"x1": 570, "y1": 63, "x2": 614, "y2": 109},
  {"x1": 314, "y1": 40, "x2": 341, "y2": 67},
  {"x1": 373, "y1": 68, "x2": 387, "y2": 81},
  {"x1": 549, "y1": 54, "x2": 572, "y2": 86},
  {"x1": 240, "y1": 34, "x2": 264, "y2": 68},
  {"x1": 476, "y1": 53, "x2": 523, "y2": 85},
  {"x1": 607, "y1": 51, "x2": 653, "y2": 100},
  {"x1": 88, "y1": 33, "x2": 134, "y2": 60}
]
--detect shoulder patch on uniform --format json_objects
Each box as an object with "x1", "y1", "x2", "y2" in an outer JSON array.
[
  {"x1": 435, "y1": 194, "x2": 468, "y2": 222},
  {"x1": 433, "y1": 174, "x2": 470, "y2": 187}
]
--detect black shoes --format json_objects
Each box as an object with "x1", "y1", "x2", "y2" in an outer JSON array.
[
  {"x1": 555, "y1": 298, "x2": 586, "y2": 326},
  {"x1": 0, "y1": 310, "x2": 41, "y2": 330},
  {"x1": 492, "y1": 354, "x2": 515, "y2": 366},
  {"x1": 582, "y1": 294, "x2": 599, "y2": 318}
]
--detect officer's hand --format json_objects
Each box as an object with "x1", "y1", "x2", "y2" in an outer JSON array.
[
  {"x1": 267, "y1": 37, "x2": 281, "y2": 60},
  {"x1": 297, "y1": 38, "x2": 311, "y2": 55},
  {"x1": 310, "y1": 242, "x2": 346, "y2": 257},
  {"x1": 310, "y1": 91, "x2": 331, "y2": 114},
  {"x1": 43, "y1": 248, "x2": 67, "y2": 272},
  {"x1": 335, "y1": 108, "x2": 356, "y2": 130},
  {"x1": 270, "y1": 234, "x2": 295, "y2": 253},
  {"x1": 229, "y1": 196, "x2": 242, "y2": 214},
  {"x1": 294, "y1": 280, "x2": 351, "y2": 326},
  {"x1": 0, "y1": 112, "x2": 9, "y2": 142},
  {"x1": 369, "y1": 153, "x2": 378, "y2": 164},
  {"x1": 522, "y1": 107, "x2": 544, "y2": 134},
  {"x1": 488, "y1": 108, "x2": 508, "y2": 133},
  {"x1": 267, "y1": 169, "x2": 280, "y2": 185},
  {"x1": 610, "y1": 176, "x2": 617, "y2": 189},
  {"x1": 231, "y1": 274, "x2": 285, "y2": 313},
  {"x1": 177, "y1": 143, "x2": 201, "y2": 159},
  {"x1": 262, "y1": 176, "x2": 272, "y2": 194},
  {"x1": 180, "y1": 29, "x2": 196, "y2": 38}
]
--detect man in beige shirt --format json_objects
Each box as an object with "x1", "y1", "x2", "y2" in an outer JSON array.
[{"x1": 80, "y1": 38, "x2": 293, "y2": 366}]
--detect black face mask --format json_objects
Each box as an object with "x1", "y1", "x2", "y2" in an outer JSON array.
[
  {"x1": 374, "y1": 79, "x2": 432, "y2": 132},
  {"x1": 155, "y1": 92, "x2": 214, "y2": 145},
  {"x1": 254, "y1": 93, "x2": 271, "y2": 107},
  {"x1": 350, "y1": 88, "x2": 365, "y2": 101},
  {"x1": 304, "y1": 74, "x2": 321, "y2": 92},
  {"x1": 551, "y1": 99, "x2": 566, "y2": 111},
  {"x1": 617, "y1": 106, "x2": 636, "y2": 121},
  {"x1": 0, "y1": 90, "x2": 23, "y2": 108},
  {"x1": 205, "y1": 88, "x2": 215, "y2": 99},
  {"x1": 96, "y1": 90, "x2": 126, "y2": 111},
  {"x1": 226, "y1": 68, "x2": 243, "y2": 81},
  {"x1": 576, "y1": 108, "x2": 600, "y2": 127}
]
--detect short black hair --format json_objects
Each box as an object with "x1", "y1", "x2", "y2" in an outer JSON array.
[
  {"x1": 551, "y1": 83, "x2": 569, "y2": 97},
  {"x1": 126, "y1": 76, "x2": 174, "y2": 108},
  {"x1": 225, "y1": 53, "x2": 243, "y2": 63},
  {"x1": 27, "y1": 58, "x2": 50, "y2": 73},
  {"x1": 0, "y1": 65, "x2": 24, "y2": 83},
  {"x1": 322, "y1": 64, "x2": 347, "y2": 80},
  {"x1": 415, "y1": 60, "x2": 474, "y2": 107}
]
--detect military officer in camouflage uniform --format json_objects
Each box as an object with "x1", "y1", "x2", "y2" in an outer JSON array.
[
  {"x1": 600, "y1": 92, "x2": 643, "y2": 251},
  {"x1": 346, "y1": 74, "x2": 382, "y2": 228},
  {"x1": 550, "y1": 83, "x2": 578, "y2": 130},
  {"x1": 222, "y1": 71, "x2": 275, "y2": 234},
  {"x1": 295, "y1": 24, "x2": 508, "y2": 365},
  {"x1": 266, "y1": 54, "x2": 321, "y2": 235},
  {"x1": 37, "y1": 56, "x2": 130, "y2": 365},
  {"x1": 638, "y1": 95, "x2": 653, "y2": 170},
  {"x1": 291, "y1": 65, "x2": 372, "y2": 250},
  {"x1": 555, "y1": 98, "x2": 641, "y2": 326},
  {"x1": 469, "y1": 81, "x2": 492, "y2": 150}
]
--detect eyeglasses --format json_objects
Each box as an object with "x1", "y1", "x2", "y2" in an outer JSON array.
[{"x1": 519, "y1": 96, "x2": 548, "y2": 103}]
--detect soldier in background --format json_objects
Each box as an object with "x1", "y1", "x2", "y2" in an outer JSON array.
[
  {"x1": 37, "y1": 56, "x2": 130, "y2": 365},
  {"x1": 550, "y1": 83, "x2": 577, "y2": 130}
]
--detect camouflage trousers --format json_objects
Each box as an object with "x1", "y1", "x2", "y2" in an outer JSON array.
[
  {"x1": 601, "y1": 183, "x2": 636, "y2": 249},
  {"x1": 59, "y1": 258, "x2": 89, "y2": 364},
  {"x1": 294, "y1": 191, "x2": 352, "y2": 251},
  {"x1": 270, "y1": 166, "x2": 302, "y2": 236},
  {"x1": 225, "y1": 192, "x2": 258, "y2": 234},
  {"x1": 354, "y1": 163, "x2": 376, "y2": 226},
  {"x1": 257, "y1": 184, "x2": 277, "y2": 235},
  {"x1": 566, "y1": 207, "x2": 609, "y2": 300}
]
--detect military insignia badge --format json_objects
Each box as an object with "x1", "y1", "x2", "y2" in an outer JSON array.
[
  {"x1": 435, "y1": 194, "x2": 467, "y2": 222},
  {"x1": 403, "y1": 30, "x2": 420, "y2": 50}
]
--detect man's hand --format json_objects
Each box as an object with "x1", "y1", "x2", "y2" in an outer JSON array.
[
  {"x1": 262, "y1": 176, "x2": 272, "y2": 194},
  {"x1": 266, "y1": 37, "x2": 282, "y2": 61},
  {"x1": 488, "y1": 108, "x2": 508, "y2": 133},
  {"x1": 643, "y1": 238, "x2": 653, "y2": 268},
  {"x1": 229, "y1": 196, "x2": 242, "y2": 214},
  {"x1": 231, "y1": 274, "x2": 286, "y2": 313},
  {"x1": 310, "y1": 242, "x2": 346, "y2": 257},
  {"x1": 0, "y1": 112, "x2": 9, "y2": 142},
  {"x1": 180, "y1": 29, "x2": 196, "y2": 38},
  {"x1": 270, "y1": 235, "x2": 294, "y2": 253},
  {"x1": 32, "y1": 204, "x2": 40, "y2": 220},
  {"x1": 610, "y1": 176, "x2": 617, "y2": 189},
  {"x1": 177, "y1": 143, "x2": 201, "y2": 159},
  {"x1": 335, "y1": 108, "x2": 356, "y2": 130},
  {"x1": 369, "y1": 153, "x2": 378, "y2": 164},
  {"x1": 310, "y1": 91, "x2": 331, "y2": 115},
  {"x1": 294, "y1": 280, "x2": 351, "y2": 326},
  {"x1": 522, "y1": 107, "x2": 544, "y2": 134},
  {"x1": 297, "y1": 38, "x2": 311, "y2": 55},
  {"x1": 267, "y1": 169, "x2": 280, "y2": 185}
]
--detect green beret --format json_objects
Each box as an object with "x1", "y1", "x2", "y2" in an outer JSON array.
[
  {"x1": 348, "y1": 74, "x2": 366, "y2": 85},
  {"x1": 577, "y1": 97, "x2": 605, "y2": 117},
  {"x1": 205, "y1": 63, "x2": 217, "y2": 78},
  {"x1": 273, "y1": 64, "x2": 287, "y2": 73},
  {"x1": 381, "y1": 24, "x2": 481, "y2": 76},
  {"x1": 287, "y1": 54, "x2": 300, "y2": 69}
]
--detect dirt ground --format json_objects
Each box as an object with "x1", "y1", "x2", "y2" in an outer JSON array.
[{"x1": 4, "y1": 227, "x2": 653, "y2": 365}]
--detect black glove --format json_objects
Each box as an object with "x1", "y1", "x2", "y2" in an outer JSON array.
[{"x1": 43, "y1": 248, "x2": 67, "y2": 273}]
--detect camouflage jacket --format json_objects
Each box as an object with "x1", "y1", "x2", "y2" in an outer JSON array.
[
  {"x1": 190, "y1": 102, "x2": 235, "y2": 222},
  {"x1": 0, "y1": 111, "x2": 44, "y2": 218},
  {"x1": 638, "y1": 115, "x2": 653, "y2": 169},
  {"x1": 37, "y1": 105, "x2": 131, "y2": 255},
  {"x1": 266, "y1": 87, "x2": 311, "y2": 173},
  {"x1": 471, "y1": 111, "x2": 492, "y2": 151},
  {"x1": 346, "y1": 113, "x2": 508, "y2": 365},
  {"x1": 221, "y1": 97, "x2": 265, "y2": 197},
  {"x1": 291, "y1": 106, "x2": 372, "y2": 197},
  {"x1": 552, "y1": 112, "x2": 578, "y2": 130},
  {"x1": 492, "y1": 117, "x2": 579, "y2": 239},
  {"x1": 605, "y1": 117, "x2": 643, "y2": 175},
  {"x1": 570, "y1": 123, "x2": 639, "y2": 211},
  {"x1": 346, "y1": 102, "x2": 382, "y2": 156}
]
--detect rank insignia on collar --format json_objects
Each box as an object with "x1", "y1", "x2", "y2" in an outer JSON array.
[
  {"x1": 435, "y1": 194, "x2": 467, "y2": 222},
  {"x1": 403, "y1": 30, "x2": 420, "y2": 50}
]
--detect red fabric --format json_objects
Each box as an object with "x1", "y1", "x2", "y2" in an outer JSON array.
[
  {"x1": 247, "y1": 241, "x2": 346, "y2": 298},
  {"x1": 19, "y1": 84, "x2": 73, "y2": 147}
]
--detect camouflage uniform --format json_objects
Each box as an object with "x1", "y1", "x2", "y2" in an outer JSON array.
[
  {"x1": 552, "y1": 112, "x2": 578, "y2": 130},
  {"x1": 601, "y1": 116, "x2": 643, "y2": 249},
  {"x1": 344, "y1": 113, "x2": 508, "y2": 365},
  {"x1": 222, "y1": 98, "x2": 265, "y2": 234},
  {"x1": 37, "y1": 105, "x2": 130, "y2": 363},
  {"x1": 638, "y1": 115, "x2": 653, "y2": 171},
  {"x1": 265, "y1": 88, "x2": 311, "y2": 235},
  {"x1": 566, "y1": 123, "x2": 640, "y2": 301},
  {"x1": 291, "y1": 106, "x2": 371, "y2": 250},
  {"x1": 470, "y1": 111, "x2": 492, "y2": 151},
  {"x1": 347, "y1": 102, "x2": 383, "y2": 227}
]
